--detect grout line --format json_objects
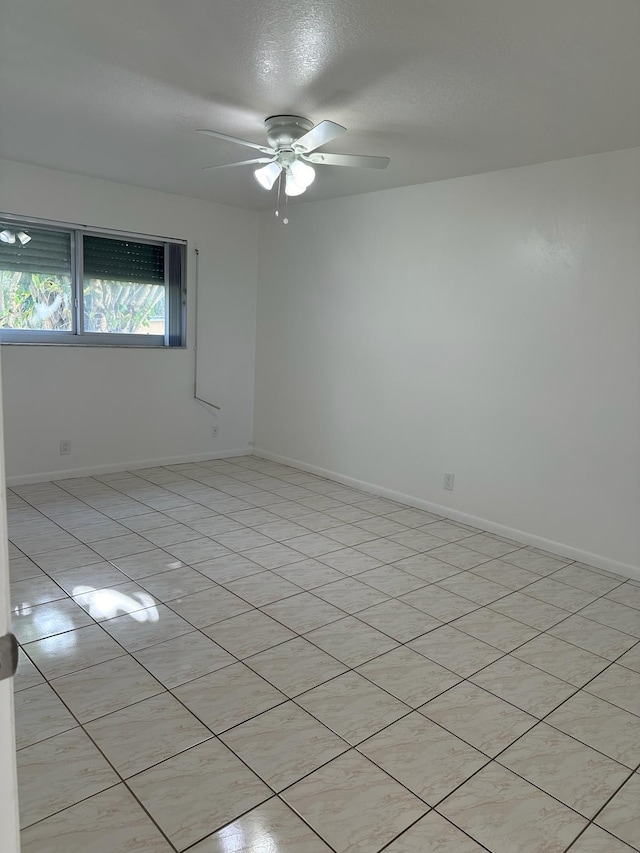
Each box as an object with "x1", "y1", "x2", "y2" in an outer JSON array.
[
  {"x1": 375, "y1": 810, "x2": 494, "y2": 853},
  {"x1": 562, "y1": 807, "x2": 638, "y2": 853}
]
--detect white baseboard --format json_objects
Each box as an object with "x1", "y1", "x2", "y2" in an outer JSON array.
[
  {"x1": 5, "y1": 449, "x2": 249, "y2": 486},
  {"x1": 253, "y1": 447, "x2": 640, "y2": 582}
]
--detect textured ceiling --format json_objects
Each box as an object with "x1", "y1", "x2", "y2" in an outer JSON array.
[{"x1": 1, "y1": 0, "x2": 639, "y2": 210}]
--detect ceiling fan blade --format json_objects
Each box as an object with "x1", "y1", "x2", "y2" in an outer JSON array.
[
  {"x1": 293, "y1": 120, "x2": 346, "y2": 153},
  {"x1": 197, "y1": 129, "x2": 273, "y2": 154},
  {"x1": 303, "y1": 151, "x2": 390, "y2": 169},
  {"x1": 201, "y1": 157, "x2": 275, "y2": 171}
]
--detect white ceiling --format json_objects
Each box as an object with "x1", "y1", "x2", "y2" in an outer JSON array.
[{"x1": 1, "y1": 0, "x2": 639, "y2": 211}]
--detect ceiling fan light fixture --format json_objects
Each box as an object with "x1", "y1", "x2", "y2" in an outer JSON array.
[
  {"x1": 0, "y1": 229, "x2": 16, "y2": 244},
  {"x1": 284, "y1": 170, "x2": 306, "y2": 197},
  {"x1": 289, "y1": 159, "x2": 315, "y2": 189},
  {"x1": 254, "y1": 162, "x2": 281, "y2": 190},
  {"x1": 16, "y1": 231, "x2": 32, "y2": 245},
  {"x1": 199, "y1": 116, "x2": 390, "y2": 216}
]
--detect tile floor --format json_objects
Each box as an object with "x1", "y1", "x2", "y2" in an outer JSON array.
[{"x1": 7, "y1": 455, "x2": 640, "y2": 853}]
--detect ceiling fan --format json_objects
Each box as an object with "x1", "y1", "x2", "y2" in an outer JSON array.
[{"x1": 197, "y1": 115, "x2": 390, "y2": 199}]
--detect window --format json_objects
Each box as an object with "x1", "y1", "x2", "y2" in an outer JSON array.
[{"x1": 0, "y1": 217, "x2": 186, "y2": 346}]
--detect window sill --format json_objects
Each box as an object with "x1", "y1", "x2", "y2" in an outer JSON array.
[{"x1": 1, "y1": 341, "x2": 187, "y2": 349}]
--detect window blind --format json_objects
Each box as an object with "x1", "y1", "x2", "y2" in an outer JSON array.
[
  {"x1": 0, "y1": 226, "x2": 71, "y2": 275},
  {"x1": 167, "y1": 243, "x2": 185, "y2": 346},
  {"x1": 83, "y1": 236, "x2": 164, "y2": 284}
]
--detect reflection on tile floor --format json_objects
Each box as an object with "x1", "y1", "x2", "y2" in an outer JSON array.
[{"x1": 8, "y1": 455, "x2": 640, "y2": 853}]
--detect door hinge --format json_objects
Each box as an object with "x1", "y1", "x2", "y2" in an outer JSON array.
[{"x1": 0, "y1": 633, "x2": 18, "y2": 681}]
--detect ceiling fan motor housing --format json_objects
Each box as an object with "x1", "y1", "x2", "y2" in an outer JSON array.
[{"x1": 264, "y1": 116, "x2": 314, "y2": 151}]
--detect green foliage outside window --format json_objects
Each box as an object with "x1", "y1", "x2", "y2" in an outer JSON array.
[
  {"x1": 0, "y1": 270, "x2": 72, "y2": 330},
  {"x1": 83, "y1": 278, "x2": 165, "y2": 334},
  {"x1": 0, "y1": 269, "x2": 165, "y2": 334}
]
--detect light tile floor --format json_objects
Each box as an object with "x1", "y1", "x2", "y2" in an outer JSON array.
[{"x1": 8, "y1": 455, "x2": 640, "y2": 853}]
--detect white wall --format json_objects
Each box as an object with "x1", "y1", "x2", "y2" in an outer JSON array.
[
  {"x1": 0, "y1": 159, "x2": 258, "y2": 482},
  {"x1": 254, "y1": 148, "x2": 640, "y2": 574}
]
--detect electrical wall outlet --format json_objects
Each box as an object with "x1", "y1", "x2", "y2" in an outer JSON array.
[
  {"x1": 443, "y1": 472, "x2": 455, "y2": 491},
  {"x1": 60, "y1": 440, "x2": 71, "y2": 456},
  {"x1": 211, "y1": 424, "x2": 219, "y2": 437}
]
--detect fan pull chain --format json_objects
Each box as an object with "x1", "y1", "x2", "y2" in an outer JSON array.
[
  {"x1": 273, "y1": 170, "x2": 289, "y2": 224},
  {"x1": 274, "y1": 170, "x2": 282, "y2": 218}
]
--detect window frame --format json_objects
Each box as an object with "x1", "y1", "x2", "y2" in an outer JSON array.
[{"x1": 0, "y1": 214, "x2": 186, "y2": 348}]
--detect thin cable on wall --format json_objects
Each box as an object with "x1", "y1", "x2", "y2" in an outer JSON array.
[{"x1": 193, "y1": 247, "x2": 221, "y2": 414}]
